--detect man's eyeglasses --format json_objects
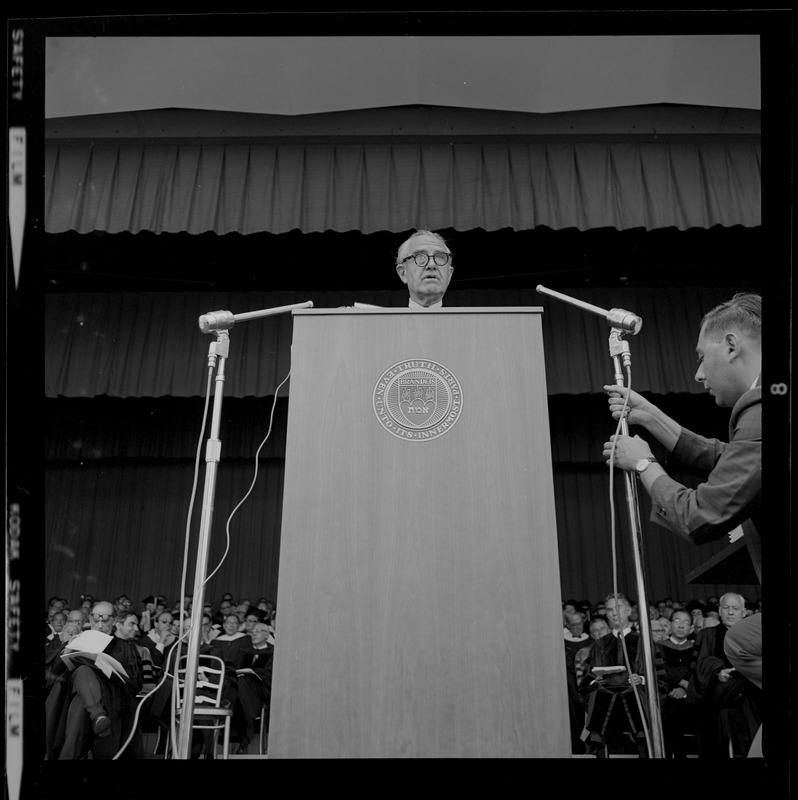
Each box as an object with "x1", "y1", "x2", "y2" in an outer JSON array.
[
  {"x1": 401, "y1": 252, "x2": 451, "y2": 268},
  {"x1": 91, "y1": 613, "x2": 113, "y2": 622}
]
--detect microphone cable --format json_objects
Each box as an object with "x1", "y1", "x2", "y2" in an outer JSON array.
[
  {"x1": 113, "y1": 364, "x2": 288, "y2": 758},
  {"x1": 111, "y1": 362, "x2": 216, "y2": 759}
]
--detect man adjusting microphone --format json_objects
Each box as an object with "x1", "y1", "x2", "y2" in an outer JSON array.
[{"x1": 600, "y1": 293, "x2": 762, "y2": 737}]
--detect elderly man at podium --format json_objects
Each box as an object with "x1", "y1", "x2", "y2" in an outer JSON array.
[{"x1": 395, "y1": 229, "x2": 454, "y2": 309}]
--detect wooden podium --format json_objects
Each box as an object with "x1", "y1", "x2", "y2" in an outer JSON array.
[{"x1": 269, "y1": 308, "x2": 570, "y2": 758}]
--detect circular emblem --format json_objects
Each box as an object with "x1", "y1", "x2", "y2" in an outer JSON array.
[{"x1": 373, "y1": 359, "x2": 463, "y2": 441}]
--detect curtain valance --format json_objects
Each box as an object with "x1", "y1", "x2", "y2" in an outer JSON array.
[{"x1": 45, "y1": 140, "x2": 760, "y2": 236}]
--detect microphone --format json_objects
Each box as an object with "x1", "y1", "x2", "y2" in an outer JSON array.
[
  {"x1": 198, "y1": 301, "x2": 314, "y2": 333},
  {"x1": 536, "y1": 285, "x2": 642, "y2": 335}
]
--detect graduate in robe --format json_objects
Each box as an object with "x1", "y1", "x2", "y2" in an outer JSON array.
[
  {"x1": 231, "y1": 622, "x2": 275, "y2": 753},
  {"x1": 582, "y1": 593, "x2": 667, "y2": 758},
  {"x1": 45, "y1": 605, "x2": 143, "y2": 760},
  {"x1": 687, "y1": 593, "x2": 761, "y2": 758}
]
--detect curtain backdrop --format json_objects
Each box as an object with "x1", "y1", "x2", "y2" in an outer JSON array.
[
  {"x1": 44, "y1": 285, "x2": 754, "y2": 612},
  {"x1": 45, "y1": 140, "x2": 761, "y2": 236},
  {"x1": 43, "y1": 457, "x2": 750, "y2": 612},
  {"x1": 45, "y1": 286, "x2": 737, "y2": 399},
  {"x1": 44, "y1": 459, "x2": 286, "y2": 608},
  {"x1": 44, "y1": 394, "x2": 729, "y2": 466}
]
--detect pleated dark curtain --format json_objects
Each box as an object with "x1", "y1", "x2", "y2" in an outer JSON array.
[
  {"x1": 45, "y1": 140, "x2": 761, "y2": 236},
  {"x1": 45, "y1": 286, "x2": 735, "y2": 399},
  {"x1": 44, "y1": 287, "x2": 750, "y2": 609},
  {"x1": 43, "y1": 131, "x2": 760, "y2": 611},
  {"x1": 42, "y1": 450, "x2": 742, "y2": 610},
  {"x1": 44, "y1": 459, "x2": 286, "y2": 607}
]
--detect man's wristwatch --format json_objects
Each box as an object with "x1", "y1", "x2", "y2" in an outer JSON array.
[{"x1": 634, "y1": 456, "x2": 657, "y2": 475}]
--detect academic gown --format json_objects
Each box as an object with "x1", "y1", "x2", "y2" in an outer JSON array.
[
  {"x1": 582, "y1": 631, "x2": 666, "y2": 743},
  {"x1": 46, "y1": 636, "x2": 143, "y2": 760},
  {"x1": 688, "y1": 624, "x2": 760, "y2": 757},
  {"x1": 235, "y1": 644, "x2": 274, "y2": 723}
]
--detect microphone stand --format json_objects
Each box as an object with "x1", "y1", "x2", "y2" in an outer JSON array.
[
  {"x1": 536, "y1": 286, "x2": 665, "y2": 759},
  {"x1": 174, "y1": 301, "x2": 312, "y2": 760}
]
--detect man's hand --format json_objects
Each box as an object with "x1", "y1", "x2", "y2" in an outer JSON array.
[
  {"x1": 717, "y1": 668, "x2": 735, "y2": 683},
  {"x1": 604, "y1": 385, "x2": 654, "y2": 428},
  {"x1": 668, "y1": 686, "x2": 687, "y2": 699},
  {"x1": 604, "y1": 385, "x2": 682, "y2": 451},
  {"x1": 602, "y1": 434, "x2": 655, "y2": 471}
]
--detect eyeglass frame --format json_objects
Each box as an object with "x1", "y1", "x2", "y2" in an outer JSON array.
[
  {"x1": 400, "y1": 252, "x2": 452, "y2": 268},
  {"x1": 90, "y1": 613, "x2": 113, "y2": 622}
]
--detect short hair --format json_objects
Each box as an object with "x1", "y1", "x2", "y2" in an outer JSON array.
[
  {"x1": 700, "y1": 293, "x2": 761, "y2": 343},
  {"x1": 670, "y1": 609, "x2": 692, "y2": 623},
  {"x1": 719, "y1": 592, "x2": 746, "y2": 609},
  {"x1": 396, "y1": 230, "x2": 450, "y2": 265},
  {"x1": 603, "y1": 592, "x2": 631, "y2": 606}
]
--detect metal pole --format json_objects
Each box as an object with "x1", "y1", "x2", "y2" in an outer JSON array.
[
  {"x1": 609, "y1": 334, "x2": 665, "y2": 759},
  {"x1": 534, "y1": 287, "x2": 663, "y2": 757},
  {"x1": 173, "y1": 300, "x2": 312, "y2": 759},
  {"x1": 175, "y1": 331, "x2": 229, "y2": 759}
]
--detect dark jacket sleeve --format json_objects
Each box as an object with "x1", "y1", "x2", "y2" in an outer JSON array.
[{"x1": 648, "y1": 389, "x2": 761, "y2": 544}]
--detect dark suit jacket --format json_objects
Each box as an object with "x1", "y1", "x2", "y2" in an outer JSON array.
[{"x1": 648, "y1": 385, "x2": 761, "y2": 552}]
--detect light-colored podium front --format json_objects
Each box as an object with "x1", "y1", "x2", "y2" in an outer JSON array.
[{"x1": 269, "y1": 308, "x2": 569, "y2": 758}]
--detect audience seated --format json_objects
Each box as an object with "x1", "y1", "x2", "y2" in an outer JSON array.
[
  {"x1": 44, "y1": 583, "x2": 752, "y2": 759},
  {"x1": 687, "y1": 592, "x2": 761, "y2": 758},
  {"x1": 580, "y1": 592, "x2": 667, "y2": 758},
  {"x1": 210, "y1": 614, "x2": 251, "y2": 669},
  {"x1": 137, "y1": 611, "x2": 179, "y2": 677},
  {"x1": 563, "y1": 611, "x2": 592, "y2": 754},
  {"x1": 660, "y1": 610, "x2": 698, "y2": 758},
  {"x1": 45, "y1": 603, "x2": 144, "y2": 760},
  {"x1": 231, "y1": 622, "x2": 274, "y2": 754}
]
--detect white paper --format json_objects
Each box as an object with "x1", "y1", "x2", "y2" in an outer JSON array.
[
  {"x1": 64, "y1": 630, "x2": 113, "y2": 654},
  {"x1": 60, "y1": 649, "x2": 129, "y2": 681}
]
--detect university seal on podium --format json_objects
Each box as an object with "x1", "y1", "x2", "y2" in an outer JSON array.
[{"x1": 373, "y1": 359, "x2": 463, "y2": 441}]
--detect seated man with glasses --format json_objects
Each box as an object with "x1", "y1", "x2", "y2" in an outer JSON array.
[
  {"x1": 395, "y1": 230, "x2": 454, "y2": 309},
  {"x1": 45, "y1": 601, "x2": 144, "y2": 759}
]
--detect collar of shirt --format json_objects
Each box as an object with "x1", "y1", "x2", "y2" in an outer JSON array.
[
  {"x1": 564, "y1": 631, "x2": 589, "y2": 642},
  {"x1": 612, "y1": 626, "x2": 633, "y2": 638},
  {"x1": 409, "y1": 297, "x2": 443, "y2": 309},
  {"x1": 751, "y1": 374, "x2": 761, "y2": 390},
  {"x1": 668, "y1": 636, "x2": 691, "y2": 647}
]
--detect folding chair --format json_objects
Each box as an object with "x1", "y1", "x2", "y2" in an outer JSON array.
[
  {"x1": 167, "y1": 654, "x2": 233, "y2": 759},
  {"x1": 256, "y1": 701, "x2": 269, "y2": 755}
]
